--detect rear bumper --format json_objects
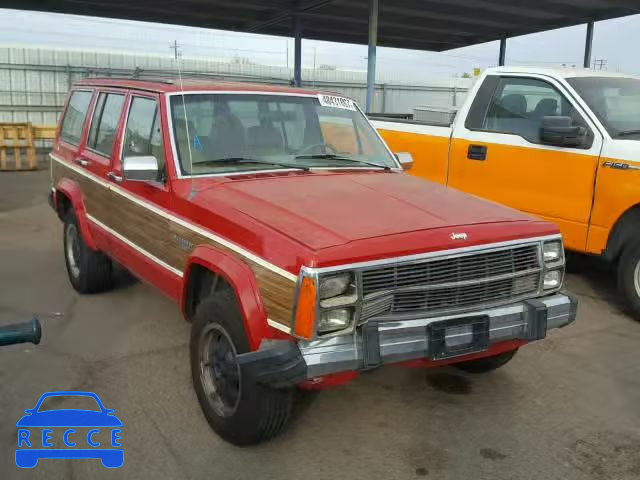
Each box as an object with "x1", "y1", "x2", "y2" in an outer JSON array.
[{"x1": 238, "y1": 293, "x2": 577, "y2": 387}]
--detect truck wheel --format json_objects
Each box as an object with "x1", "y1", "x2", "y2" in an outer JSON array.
[
  {"x1": 453, "y1": 349, "x2": 518, "y2": 374},
  {"x1": 617, "y1": 243, "x2": 640, "y2": 321},
  {"x1": 190, "y1": 291, "x2": 293, "y2": 445},
  {"x1": 63, "y1": 210, "x2": 113, "y2": 293}
]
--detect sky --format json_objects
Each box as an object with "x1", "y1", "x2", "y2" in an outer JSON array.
[{"x1": 0, "y1": 8, "x2": 639, "y2": 82}]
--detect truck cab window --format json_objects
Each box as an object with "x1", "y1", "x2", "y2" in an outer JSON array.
[
  {"x1": 60, "y1": 90, "x2": 93, "y2": 145},
  {"x1": 482, "y1": 77, "x2": 590, "y2": 147},
  {"x1": 88, "y1": 92, "x2": 125, "y2": 157},
  {"x1": 123, "y1": 97, "x2": 165, "y2": 172}
]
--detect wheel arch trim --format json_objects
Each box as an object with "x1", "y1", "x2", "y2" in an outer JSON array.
[
  {"x1": 604, "y1": 203, "x2": 640, "y2": 261},
  {"x1": 55, "y1": 178, "x2": 98, "y2": 251},
  {"x1": 182, "y1": 245, "x2": 282, "y2": 350}
]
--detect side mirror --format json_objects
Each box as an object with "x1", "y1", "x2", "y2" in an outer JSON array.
[
  {"x1": 540, "y1": 116, "x2": 587, "y2": 148},
  {"x1": 122, "y1": 155, "x2": 160, "y2": 182},
  {"x1": 395, "y1": 152, "x2": 414, "y2": 171}
]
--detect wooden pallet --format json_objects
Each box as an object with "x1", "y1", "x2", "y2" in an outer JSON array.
[{"x1": 0, "y1": 123, "x2": 37, "y2": 171}]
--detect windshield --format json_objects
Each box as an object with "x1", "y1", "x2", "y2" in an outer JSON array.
[
  {"x1": 169, "y1": 93, "x2": 396, "y2": 175},
  {"x1": 567, "y1": 76, "x2": 640, "y2": 138}
]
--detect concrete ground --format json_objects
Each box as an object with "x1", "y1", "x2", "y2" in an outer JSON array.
[{"x1": 1, "y1": 170, "x2": 639, "y2": 480}]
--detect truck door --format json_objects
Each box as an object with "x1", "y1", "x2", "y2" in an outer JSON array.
[
  {"x1": 107, "y1": 92, "x2": 175, "y2": 297},
  {"x1": 77, "y1": 89, "x2": 128, "y2": 256},
  {"x1": 447, "y1": 74, "x2": 603, "y2": 251}
]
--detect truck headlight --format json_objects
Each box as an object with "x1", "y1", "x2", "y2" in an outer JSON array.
[
  {"x1": 319, "y1": 273, "x2": 352, "y2": 299},
  {"x1": 318, "y1": 308, "x2": 353, "y2": 334},
  {"x1": 544, "y1": 270, "x2": 562, "y2": 289},
  {"x1": 543, "y1": 240, "x2": 563, "y2": 264},
  {"x1": 293, "y1": 270, "x2": 359, "y2": 339}
]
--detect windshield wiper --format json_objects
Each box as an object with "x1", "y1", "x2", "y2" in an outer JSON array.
[
  {"x1": 196, "y1": 157, "x2": 310, "y2": 172},
  {"x1": 615, "y1": 129, "x2": 640, "y2": 138},
  {"x1": 294, "y1": 154, "x2": 391, "y2": 171}
]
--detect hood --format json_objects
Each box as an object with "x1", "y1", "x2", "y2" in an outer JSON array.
[{"x1": 191, "y1": 171, "x2": 539, "y2": 251}]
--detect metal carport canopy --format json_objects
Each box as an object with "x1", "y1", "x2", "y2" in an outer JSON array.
[{"x1": 7, "y1": 0, "x2": 640, "y2": 109}]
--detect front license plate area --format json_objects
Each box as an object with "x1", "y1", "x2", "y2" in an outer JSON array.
[{"x1": 427, "y1": 316, "x2": 490, "y2": 361}]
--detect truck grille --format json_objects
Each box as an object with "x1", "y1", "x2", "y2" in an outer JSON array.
[{"x1": 360, "y1": 244, "x2": 541, "y2": 320}]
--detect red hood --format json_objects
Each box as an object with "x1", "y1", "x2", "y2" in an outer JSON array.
[{"x1": 189, "y1": 171, "x2": 542, "y2": 251}]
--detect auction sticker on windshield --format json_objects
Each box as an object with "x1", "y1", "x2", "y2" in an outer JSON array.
[{"x1": 317, "y1": 94, "x2": 356, "y2": 110}]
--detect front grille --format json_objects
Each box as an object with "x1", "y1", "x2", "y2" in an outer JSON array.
[{"x1": 360, "y1": 244, "x2": 541, "y2": 320}]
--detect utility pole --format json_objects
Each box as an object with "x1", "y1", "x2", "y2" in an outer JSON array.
[
  {"x1": 313, "y1": 47, "x2": 317, "y2": 88},
  {"x1": 170, "y1": 40, "x2": 181, "y2": 61}
]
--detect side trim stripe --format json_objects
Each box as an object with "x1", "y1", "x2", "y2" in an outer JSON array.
[
  {"x1": 88, "y1": 214, "x2": 184, "y2": 278},
  {"x1": 267, "y1": 319, "x2": 291, "y2": 334},
  {"x1": 91, "y1": 213, "x2": 286, "y2": 331},
  {"x1": 51, "y1": 154, "x2": 298, "y2": 282}
]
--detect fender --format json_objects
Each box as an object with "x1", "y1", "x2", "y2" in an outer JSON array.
[
  {"x1": 182, "y1": 245, "x2": 284, "y2": 350},
  {"x1": 55, "y1": 178, "x2": 98, "y2": 251},
  {"x1": 604, "y1": 203, "x2": 640, "y2": 261}
]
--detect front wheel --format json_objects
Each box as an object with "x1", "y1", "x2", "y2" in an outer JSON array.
[
  {"x1": 617, "y1": 243, "x2": 640, "y2": 321},
  {"x1": 453, "y1": 349, "x2": 518, "y2": 374},
  {"x1": 190, "y1": 291, "x2": 293, "y2": 445}
]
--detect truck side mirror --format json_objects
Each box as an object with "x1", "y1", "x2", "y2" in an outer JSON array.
[
  {"x1": 395, "y1": 152, "x2": 414, "y2": 171},
  {"x1": 122, "y1": 155, "x2": 160, "y2": 182},
  {"x1": 540, "y1": 116, "x2": 587, "y2": 148}
]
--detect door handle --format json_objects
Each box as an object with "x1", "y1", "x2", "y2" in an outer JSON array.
[
  {"x1": 74, "y1": 157, "x2": 89, "y2": 167},
  {"x1": 467, "y1": 145, "x2": 487, "y2": 161},
  {"x1": 107, "y1": 172, "x2": 123, "y2": 183}
]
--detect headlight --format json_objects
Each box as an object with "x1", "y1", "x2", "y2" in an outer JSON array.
[
  {"x1": 544, "y1": 270, "x2": 562, "y2": 289},
  {"x1": 543, "y1": 240, "x2": 563, "y2": 263},
  {"x1": 319, "y1": 273, "x2": 352, "y2": 299},
  {"x1": 292, "y1": 271, "x2": 358, "y2": 339},
  {"x1": 317, "y1": 308, "x2": 353, "y2": 334}
]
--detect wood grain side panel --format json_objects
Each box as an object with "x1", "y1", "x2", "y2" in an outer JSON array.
[
  {"x1": 52, "y1": 161, "x2": 111, "y2": 223},
  {"x1": 53, "y1": 159, "x2": 296, "y2": 327},
  {"x1": 168, "y1": 220, "x2": 296, "y2": 327}
]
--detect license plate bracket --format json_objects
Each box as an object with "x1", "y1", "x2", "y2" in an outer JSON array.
[{"x1": 427, "y1": 316, "x2": 490, "y2": 361}]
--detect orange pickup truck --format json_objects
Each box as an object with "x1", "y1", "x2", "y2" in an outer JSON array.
[{"x1": 374, "y1": 66, "x2": 640, "y2": 320}]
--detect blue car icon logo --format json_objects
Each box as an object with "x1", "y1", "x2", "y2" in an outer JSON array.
[{"x1": 16, "y1": 391, "x2": 123, "y2": 468}]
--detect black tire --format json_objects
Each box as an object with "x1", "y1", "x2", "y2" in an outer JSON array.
[
  {"x1": 63, "y1": 210, "x2": 113, "y2": 293},
  {"x1": 190, "y1": 290, "x2": 293, "y2": 445},
  {"x1": 453, "y1": 349, "x2": 518, "y2": 374},
  {"x1": 617, "y1": 243, "x2": 640, "y2": 321}
]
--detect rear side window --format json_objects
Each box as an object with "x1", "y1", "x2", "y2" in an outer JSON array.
[
  {"x1": 123, "y1": 97, "x2": 165, "y2": 170},
  {"x1": 60, "y1": 91, "x2": 93, "y2": 145},
  {"x1": 88, "y1": 92, "x2": 125, "y2": 157}
]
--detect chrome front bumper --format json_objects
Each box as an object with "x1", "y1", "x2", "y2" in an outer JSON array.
[
  {"x1": 238, "y1": 293, "x2": 577, "y2": 386},
  {"x1": 298, "y1": 293, "x2": 576, "y2": 378}
]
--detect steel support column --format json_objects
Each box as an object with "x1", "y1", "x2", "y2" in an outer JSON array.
[
  {"x1": 584, "y1": 21, "x2": 594, "y2": 68},
  {"x1": 366, "y1": 0, "x2": 378, "y2": 113},
  {"x1": 498, "y1": 37, "x2": 506, "y2": 66},
  {"x1": 293, "y1": 8, "x2": 302, "y2": 87}
]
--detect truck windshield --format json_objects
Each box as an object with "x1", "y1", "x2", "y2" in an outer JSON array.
[
  {"x1": 567, "y1": 76, "x2": 640, "y2": 138},
  {"x1": 169, "y1": 93, "x2": 397, "y2": 175}
]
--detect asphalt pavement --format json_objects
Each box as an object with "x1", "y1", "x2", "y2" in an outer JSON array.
[{"x1": 1, "y1": 170, "x2": 639, "y2": 480}]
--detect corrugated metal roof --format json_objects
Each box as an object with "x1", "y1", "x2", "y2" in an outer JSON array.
[{"x1": 7, "y1": 0, "x2": 640, "y2": 52}]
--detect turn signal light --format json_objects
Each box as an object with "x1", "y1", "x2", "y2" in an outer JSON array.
[{"x1": 294, "y1": 276, "x2": 317, "y2": 340}]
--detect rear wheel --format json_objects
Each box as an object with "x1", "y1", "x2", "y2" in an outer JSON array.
[
  {"x1": 453, "y1": 349, "x2": 518, "y2": 374},
  {"x1": 617, "y1": 243, "x2": 640, "y2": 321},
  {"x1": 190, "y1": 290, "x2": 293, "y2": 445},
  {"x1": 63, "y1": 210, "x2": 113, "y2": 293}
]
